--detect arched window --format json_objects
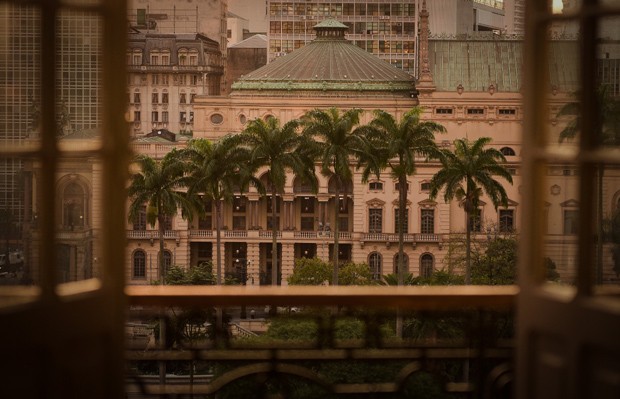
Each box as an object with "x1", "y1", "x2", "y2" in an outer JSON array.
[
  {"x1": 133, "y1": 250, "x2": 146, "y2": 279},
  {"x1": 63, "y1": 182, "x2": 85, "y2": 229},
  {"x1": 500, "y1": 147, "x2": 516, "y2": 156},
  {"x1": 178, "y1": 48, "x2": 188, "y2": 65},
  {"x1": 160, "y1": 250, "x2": 172, "y2": 274},
  {"x1": 369, "y1": 252, "x2": 382, "y2": 280},
  {"x1": 393, "y1": 253, "x2": 409, "y2": 275},
  {"x1": 420, "y1": 253, "x2": 434, "y2": 278}
]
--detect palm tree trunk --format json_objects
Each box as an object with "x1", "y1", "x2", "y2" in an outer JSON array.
[
  {"x1": 396, "y1": 174, "x2": 407, "y2": 339},
  {"x1": 333, "y1": 181, "x2": 340, "y2": 286},
  {"x1": 215, "y1": 199, "x2": 222, "y2": 285},
  {"x1": 465, "y1": 209, "x2": 472, "y2": 285},
  {"x1": 157, "y1": 208, "x2": 167, "y2": 386},
  {"x1": 271, "y1": 188, "x2": 279, "y2": 286},
  {"x1": 215, "y1": 199, "x2": 224, "y2": 338}
]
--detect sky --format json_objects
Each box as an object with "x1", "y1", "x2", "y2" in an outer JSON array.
[{"x1": 552, "y1": 0, "x2": 564, "y2": 12}]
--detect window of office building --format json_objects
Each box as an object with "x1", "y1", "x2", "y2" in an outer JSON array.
[{"x1": 421, "y1": 209, "x2": 434, "y2": 234}]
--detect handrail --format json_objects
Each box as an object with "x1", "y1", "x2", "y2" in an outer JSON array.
[{"x1": 125, "y1": 285, "x2": 518, "y2": 310}]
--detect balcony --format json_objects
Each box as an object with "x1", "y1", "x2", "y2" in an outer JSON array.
[{"x1": 125, "y1": 285, "x2": 516, "y2": 397}]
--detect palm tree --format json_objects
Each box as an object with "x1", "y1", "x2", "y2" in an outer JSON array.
[
  {"x1": 429, "y1": 137, "x2": 513, "y2": 284},
  {"x1": 128, "y1": 149, "x2": 195, "y2": 283},
  {"x1": 240, "y1": 117, "x2": 317, "y2": 286},
  {"x1": 301, "y1": 107, "x2": 367, "y2": 285},
  {"x1": 181, "y1": 136, "x2": 255, "y2": 285},
  {"x1": 360, "y1": 107, "x2": 445, "y2": 286},
  {"x1": 558, "y1": 85, "x2": 620, "y2": 283}
]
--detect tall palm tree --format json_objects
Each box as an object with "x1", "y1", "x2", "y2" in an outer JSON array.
[
  {"x1": 301, "y1": 107, "x2": 366, "y2": 285},
  {"x1": 429, "y1": 137, "x2": 513, "y2": 284},
  {"x1": 128, "y1": 149, "x2": 195, "y2": 283},
  {"x1": 558, "y1": 85, "x2": 620, "y2": 283},
  {"x1": 181, "y1": 136, "x2": 255, "y2": 285},
  {"x1": 360, "y1": 107, "x2": 445, "y2": 286},
  {"x1": 240, "y1": 117, "x2": 317, "y2": 286}
]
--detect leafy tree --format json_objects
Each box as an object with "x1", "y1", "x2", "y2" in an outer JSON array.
[
  {"x1": 471, "y1": 237, "x2": 517, "y2": 285},
  {"x1": 288, "y1": 258, "x2": 376, "y2": 286},
  {"x1": 287, "y1": 257, "x2": 331, "y2": 286},
  {"x1": 164, "y1": 262, "x2": 215, "y2": 285},
  {"x1": 337, "y1": 262, "x2": 376, "y2": 286},
  {"x1": 301, "y1": 107, "x2": 367, "y2": 285},
  {"x1": 240, "y1": 117, "x2": 317, "y2": 286},
  {"x1": 360, "y1": 107, "x2": 445, "y2": 286},
  {"x1": 128, "y1": 150, "x2": 195, "y2": 282},
  {"x1": 430, "y1": 138, "x2": 513, "y2": 284},
  {"x1": 181, "y1": 136, "x2": 256, "y2": 285}
]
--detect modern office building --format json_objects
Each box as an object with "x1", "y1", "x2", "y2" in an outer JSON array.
[{"x1": 264, "y1": 0, "x2": 510, "y2": 75}]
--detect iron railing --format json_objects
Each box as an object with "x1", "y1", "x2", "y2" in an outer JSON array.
[{"x1": 125, "y1": 285, "x2": 516, "y2": 398}]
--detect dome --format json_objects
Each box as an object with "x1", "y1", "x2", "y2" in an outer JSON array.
[{"x1": 231, "y1": 19, "x2": 416, "y2": 97}]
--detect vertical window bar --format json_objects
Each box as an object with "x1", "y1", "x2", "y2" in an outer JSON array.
[
  {"x1": 576, "y1": 0, "x2": 600, "y2": 295},
  {"x1": 39, "y1": 0, "x2": 59, "y2": 298}
]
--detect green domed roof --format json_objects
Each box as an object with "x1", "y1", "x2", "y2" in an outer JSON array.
[{"x1": 231, "y1": 19, "x2": 415, "y2": 97}]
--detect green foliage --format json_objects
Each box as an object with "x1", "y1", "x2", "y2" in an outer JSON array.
[
  {"x1": 417, "y1": 270, "x2": 465, "y2": 286},
  {"x1": 164, "y1": 262, "x2": 215, "y2": 285},
  {"x1": 288, "y1": 258, "x2": 376, "y2": 286},
  {"x1": 338, "y1": 262, "x2": 376, "y2": 286},
  {"x1": 287, "y1": 257, "x2": 331, "y2": 285},
  {"x1": 382, "y1": 272, "x2": 418, "y2": 286},
  {"x1": 471, "y1": 237, "x2": 518, "y2": 285}
]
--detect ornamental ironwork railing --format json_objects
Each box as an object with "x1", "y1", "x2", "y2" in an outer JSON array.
[{"x1": 126, "y1": 285, "x2": 516, "y2": 398}]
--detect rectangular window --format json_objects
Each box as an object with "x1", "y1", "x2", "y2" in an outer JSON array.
[
  {"x1": 133, "y1": 111, "x2": 141, "y2": 122},
  {"x1": 436, "y1": 108, "x2": 453, "y2": 114},
  {"x1": 161, "y1": 93, "x2": 168, "y2": 104},
  {"x1": 499, "y1": 209, "x2": 514, "y2": 232},
  {"x1": 369, "y1": 182, "x2": 383, "y2": 191},
  {"x1": 233, "y1": 196, "x2": 246, "y2": 213},
  {"x1": 161, "y1": 215, "x2": 172, "y2": 231},
  {"x1": 180, "y1": 93, "x2": 187, "y2": 103},
  {"x1": 267, "y1": 216, "x2": 280, "y2": 230},
  {"x1": 499, "y1": 108, "x2": 516, "y2": 115},
  {"x1": 133, "y1": 92, "x2": 141, "y2": 104},
  {"x1": 151, "y1": 92, "x2": 158, "y2": 104},
  {"x1": 198, "y1": 215, "x2": 212, "y2": 230},
  {"x1": 301, "y1": 197, "x2": 314, "y2": 213},
  {"x1": 180, "y1": 111, "x2": 186, "y2": 122},
  {"x1": 301, "y1": 217, "x2": 314, "y2": 231},
  {"x1": 161, "y1": 56, "x2": 169, "y2": 65},
  {"x1": 162, "y1": 111, "x2": 168, "y2": 123},
  {"x1": 266, "y1": 197, "x2": 281, "y2": 213},
  {"x1": 467, "y1": 108, "x2": 485, "y2": 115},
  {"x1": 189, "y1": 112, "x2": 194, "y2": 122},
  {"x1": 468, "y1": 209, "x2": 482, "y2": 232},
  {"x1": 190, "y1": 93, "x2": 196, "y2": 103},
  {"x1": 150, "y1": 55, "x2": 159, "y2": 65},
  {"x1": 151, "y1": 111, "x2": 158, "y2": 122},
  {"x1": 369, "y1": 208, "x2": 382, "y2": 233},
  {"x1": 233, "y1": 216, "x2": 246, "y2": 230},
  {"x1": 563, "y1": 210, "x2": 579, "y2": 235},
  {"x1": 162, "y1": 74, "x2": 169, "y2": 85},
  {"x1": 339, "y1": 216, "x2": 349, "y2": 232},
  {"x1": 151, "y1": 74, "x2": 159, "y2": 85},
  {"x1": 394, "y1": 208, "x2": 409, "y2": 234},
  {"x1": 421, "y1": 209, "x2": 434, "y2": 234},
  {"x1": 133, "y1": 206, "x2": 147, "y2": 230}
]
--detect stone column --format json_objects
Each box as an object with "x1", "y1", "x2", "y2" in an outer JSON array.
[{"x1": 281, "y1": 243, "x2": 295, "y2": 286}]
